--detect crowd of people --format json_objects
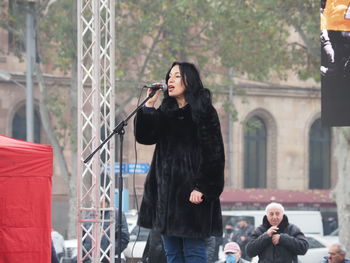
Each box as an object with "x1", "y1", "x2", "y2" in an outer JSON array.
[
  {"x1": 139, "y1": 201, "x2": 348, "y2": 263},
  {"x1": 53, "y1": 199, "x2": 349, "y2": 263},
  {"x1": 222, "y1": 216, "x2": 254, "y2": 261}
]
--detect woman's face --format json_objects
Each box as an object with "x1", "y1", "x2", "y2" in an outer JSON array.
[{"x1": 167, "y1": 65, "x2": 186, "y2": 99}]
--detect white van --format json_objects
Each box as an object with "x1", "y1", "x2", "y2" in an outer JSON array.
[{"x1": 222, "y1": 210, "x2": 323, "y2": 236}]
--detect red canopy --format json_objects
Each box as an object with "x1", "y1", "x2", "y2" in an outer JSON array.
[{"x1": 0, "y1": 135, "x2": 53, "y2": 263}]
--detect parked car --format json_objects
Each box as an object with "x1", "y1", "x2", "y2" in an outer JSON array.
[
  {"x1": 61, "y1": 239, "x2": 77, "y2": 263},
  {"x1": 249, "y1": 234, "x2": 338, "y2": 263},
  {"x1": 222, "y1": 210, "x2": 324, "y2": 236},
  {"x1": 123, "y1": 224, "x2": 150, "y2": 262},
  {"x1": 328, "y1": 228, "x2": 339, "y2": 236}
]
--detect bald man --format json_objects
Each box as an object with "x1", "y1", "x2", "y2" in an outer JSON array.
[
  {"x1": 246, "y1": 202, "x2": 309, "y2": 263},
  {"x1": 322, "y1": 243, "x2": 350, "y2": 263}
]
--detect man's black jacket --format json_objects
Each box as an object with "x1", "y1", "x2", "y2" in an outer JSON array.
[{"x1": 246, "y1": 215, "x2": 308, "y2": 263}]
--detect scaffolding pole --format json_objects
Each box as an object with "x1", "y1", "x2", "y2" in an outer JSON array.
[{"x1": 77, "y1": 0, "x2": 115, "y2": 262}]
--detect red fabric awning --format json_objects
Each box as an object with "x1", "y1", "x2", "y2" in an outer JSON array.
[{"x1": 0, "y1": 135, "x2": 53, "y2": 263}]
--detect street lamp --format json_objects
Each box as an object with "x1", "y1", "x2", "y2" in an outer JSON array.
[
  {"x1": 25, "y1": 1, "x2": 36, "y2": 143},
  {"x1": 0, "y1": 69, "x2": 34, "y2": 142}
]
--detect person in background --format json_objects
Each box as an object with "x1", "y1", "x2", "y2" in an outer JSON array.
[
  {"x1": 323, "y1": 216, "x2": 338, "y2": 235},
  {"x1": 321, "y1": 243, "x2": 350, "y2": 263},
  {"x1": 51, "y1": 228, "x2": 65, "y2": 261},
  {"x1": 246, "y1": 202, "x2": 309, "y2": 263},
  {"x1": 231, "y1": 217, "x2": 254, "y2": 261},
  {"x1": 223, "y1": 222, "x2": 235, "y2": 247},
  {"x1": 135, "y1": 61, "x2": 225, "y2": 263},
  {"x1": 215, "y1": 242, "x2": 249, "y2": 263}
]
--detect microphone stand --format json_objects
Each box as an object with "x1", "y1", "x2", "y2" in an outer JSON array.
[{"x1": 84, "y1": 89, "x2": 156, "y2": 263}]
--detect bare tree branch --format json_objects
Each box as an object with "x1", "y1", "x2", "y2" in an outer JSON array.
[
  {"x1": 115, "y1": 94, "x2": 137, "y2": 119},
  {"x1": 42, "y1": 0, "x2": 60, "y2": 17},
  {"x1": 36, "y1": 62, "x2": 70, "y2": 184},
  {"x1": 138, "y1": 24, "x2": 164, "y2": 81}
]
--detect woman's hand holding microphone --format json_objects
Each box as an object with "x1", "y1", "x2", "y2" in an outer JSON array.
[{"x1": 145, "y1": 83, "x2": 164, "y2": 108}]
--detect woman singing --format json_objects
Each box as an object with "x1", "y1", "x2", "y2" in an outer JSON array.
[{"x1": 135, "y1": 61, "x2": 225, "y2": 263}]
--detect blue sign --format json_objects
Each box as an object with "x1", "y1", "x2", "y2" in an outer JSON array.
[
  {"x1": 114, "y1": 163, "x2": 128, "y2": 174},
  {"x1": 114, "y1": 162, "x2": 150, "y2": 174},
  {"x1": 128, "y1": 163, "x2": 150, "y2": 174}
]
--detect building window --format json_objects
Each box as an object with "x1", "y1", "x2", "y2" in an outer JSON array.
[
  {"x1": 244, "y1": 116, "x2": 267, "y2": 188},
  {"x1": 12, "y1": 105, "x2": 41, "y2": 143},
  {"x1": 8, "y1": 0, "x2": 26, "y2": 53},
  {"x1": 309, "y1": 118, "x2": 331, "y2": 189}
]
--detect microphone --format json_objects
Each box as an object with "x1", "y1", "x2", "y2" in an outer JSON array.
[{"x1": 143, "y1": 83, "x2": 167, "y2": 91}]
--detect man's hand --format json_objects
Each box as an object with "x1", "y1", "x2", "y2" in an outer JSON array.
[
  {"x1": 266, "y1": 226, "x2": 279, "y2": 237},
  {"x1": 272, "y1": 234, "x2": 280, "y2": 245}
]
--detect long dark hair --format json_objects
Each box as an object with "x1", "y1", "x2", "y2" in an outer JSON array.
[{"x1": 161, "y1": 61, "x2": 212, "y2": 123}]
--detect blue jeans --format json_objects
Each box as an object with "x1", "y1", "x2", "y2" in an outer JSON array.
[{"x1": 161, "y1": 235, "x2": 207, "y2": 263}]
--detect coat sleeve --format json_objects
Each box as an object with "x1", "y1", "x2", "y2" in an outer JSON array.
[
  {"x1": 246, "y1": 227, "x2": 271, "y2": 258},
  {"x1": 195, "y1": 106, "x2": 225, "y2": 199},
  {"x1": 134, "y1": 107, "x2": 161, "y2": 145},
  {"x1": 279, "y1": 225, "x2": 309, "y2": 256}
]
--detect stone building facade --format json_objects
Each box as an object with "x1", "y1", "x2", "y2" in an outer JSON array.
[{"x1": 0, "y1": 24, "x2": 336, "y2": 237}]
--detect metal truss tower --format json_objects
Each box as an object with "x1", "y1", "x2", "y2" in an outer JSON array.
[{"x1": 77, "y1": 0, "x2": 115, "y2": 262}]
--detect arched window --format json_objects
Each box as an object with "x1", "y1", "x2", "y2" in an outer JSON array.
[
  {"x1": 309, "y1": 118, "x2": 331, "y2": 189},
  {"x1": 12, "y1": 105, "x2": 41, "y2": 143},
  {"x1": 244, "y1": 116, "x2": 267, "y2": 188}
]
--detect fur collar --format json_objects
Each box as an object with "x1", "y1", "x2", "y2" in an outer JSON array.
[{"x1": 262, "y1": 214, "x2": 289, "y2": 233}]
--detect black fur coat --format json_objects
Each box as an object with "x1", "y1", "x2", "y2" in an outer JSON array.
[{"x1": 134, "y1": 103, "x2": 225, "y2": 238}]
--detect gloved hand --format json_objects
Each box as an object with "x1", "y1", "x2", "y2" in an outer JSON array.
[
  {"x1": 322, "y1": 39, "x2": 335, "y2": 64},
  {"x1": 321, "y1": 30, "x2": 335, "y2": 64}
]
